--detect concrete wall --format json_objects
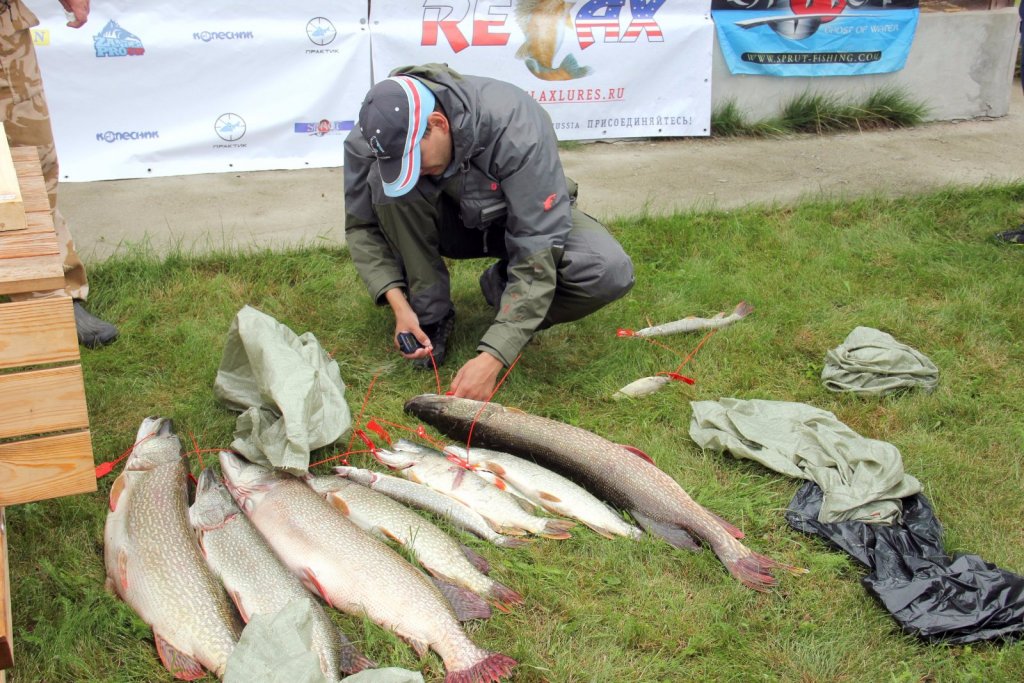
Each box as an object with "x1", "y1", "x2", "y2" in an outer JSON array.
[{"x1": 711, "y1": 8, "x2": 1021, "y2": 122}]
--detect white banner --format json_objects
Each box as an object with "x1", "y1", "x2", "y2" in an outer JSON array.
[
  {"x1": 28, "y1": 1, "x2": 711, "y2": 181},
  {"x1": 370, "y1": 0, "x2": 713, "y2": 141},
  {"x1": 32, "y1": 1, "x2": 371, "y2": 181}
]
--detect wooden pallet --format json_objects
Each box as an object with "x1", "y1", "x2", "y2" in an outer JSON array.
[{"x1": 0, "y1": 139, "x2": 97, "y2": 678}]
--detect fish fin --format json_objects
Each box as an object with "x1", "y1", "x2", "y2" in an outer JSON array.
[
  {"x1": 381, "y1": 527, "x2": 404, "y2": 544},
  {"x1": 580, "y1": 522, "x2": 617, "y2": 540},
  {"x1": 712, "y1": 311, "x2": 727, "y2": 320},
  {"x1": 514, "y1": 42, "x2": 529, "y2": 60},
  {"x1": 449, "y1": 652, "x2": 518, "y2": 683},
  {"x1": 452, "y1": 467, "x2": 467, "y2": 489},
  {"x1": 619, "y1": 444, "x2": 656, "y2": 466},
  {"x1": 484, "y1": 461, "x2": 507, "y2": 477},
  {"x1": 154, "y1": 631, "x2": 205, "y2": 681},
  {"x1": 118, "y1": 548, "x2": 130, "y2": 592},
  {"x1": 494, "y1": 535, "x2": 532, "y2": 548},
  {"x1": 733, "y1": 300, "x2": 754, "y2": 318},
  {"x1": 302, "y1": 567, "x2": 334, "y2": 608},
  {"x1": 506, "y1": 406, "x2": 528, "y2": 415},
  {"x1": 399, "y1": 633, "x2": 431, "y2": 659},
  {"x1": 460, "y1": 544, "x2": 491, "y2": 574},
  {"x1": 229, "y1": 589, "x2": 250, "y2": 624},
  {"x1": 631, "y1": 510, "x2": 703, "y2": 552},
  {"x1": 337, "y1": 637, "x2": 377, "y2": 675},
  {"x1": 327, "y1": 494, "x2": 350, "y2": 516},
  {"x1": 495, "y1": 524, "x2": 528, "y2": 536},
  {"x1": 490, "y1": 476, "x2": 508, "y2": 491},
  {"x1": 407, "y1": 471, "x2": 423, "y2": 484},
  {"x1": 430, "y1": 577, "x2": 492, "y2": 621},
  {"x1": 538, "y1": 491, "x2": 562, "y2": 503},
  {"x1": 488, "y1": 581, "x2": 525, "y2": 610},
  {"x1": 539, "y1": 518, "x2": 575, "y2": 540},
  {"x1": 109, "y1": 473, "x2": 127, "y2": 512},
  {"x1": 708, "y1": 511, "x2": 745, "y2": 539}
]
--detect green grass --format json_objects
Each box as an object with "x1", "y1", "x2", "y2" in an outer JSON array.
[
  {"x1": 6, "y1": 183, "x2": 1024, "y2": 682},
  {"x1": 713, "y1": 86, "x2": 929, "y2": 137}
]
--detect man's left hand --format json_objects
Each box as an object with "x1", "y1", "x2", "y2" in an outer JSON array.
[
  {"x1": 450, "y1": 352, "x2": 504, "y2": 401},
  {"x1": 60, "y1": 0, "x2": 89, "y2": 28}
]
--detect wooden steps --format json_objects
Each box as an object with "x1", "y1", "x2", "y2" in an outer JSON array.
[{"x1": 0, "y1": 132, "x2": 97, "y2": 679}]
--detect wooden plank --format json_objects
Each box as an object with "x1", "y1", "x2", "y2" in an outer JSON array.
[
  {"x1": 0, "y1": 365, "x2": 89, "y2": 440},
  {"x1": 1, "y1": 508, "x2": 12, "y2": 670},
  {"x1": 0, "y1": 432, "x2": 96, "y2": 506},
  {"x1": 0, "y1": 254, "x2": 64, "y2": 297},
  {"x1": 12, "y1": 171, "x2": 49, "y2": 217},
  {"x1": 0, "y1": 298, "x2": 78, "y2": 370},
  {"x1": 0, "y1": 230, "x2": 59, "y2": 260},
  {"x1": 0, "y1": 124, "x2": 26, "y2": 234}
]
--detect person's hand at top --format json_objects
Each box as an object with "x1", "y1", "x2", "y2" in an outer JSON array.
[
  {"x1": 449, "y1": 352, "x2": 504, "y2": 401},
  {"x1": 59, "y1": 0, "x2": 89, "y2": 29}
]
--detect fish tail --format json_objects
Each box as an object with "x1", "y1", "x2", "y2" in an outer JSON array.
[
  {"x1": 733, "y1": 301, "x2": 755, "y2": 318},
  {"x1": 557, "y1": 53, "x2": 592, "y2": 79},
  {"x1": 726, "y1": 548, "x2": 807, "y2": 592},
  {"x1": 445, "y1": 652, "x2": 518, "y2": 683},
  {"x1": 488, "y1": 581, "x2": 525, "y2": 609}
]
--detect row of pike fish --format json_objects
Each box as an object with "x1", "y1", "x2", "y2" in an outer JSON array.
[{"x1": 104, "y1": 393, "x2": 803, "y2": 682}]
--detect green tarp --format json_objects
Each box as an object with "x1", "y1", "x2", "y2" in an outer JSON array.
[{"x1": 821, "y1": 326, "x2": 938, "y2": 396}]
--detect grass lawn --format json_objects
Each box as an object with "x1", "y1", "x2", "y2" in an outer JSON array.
[{"x1": 6, "y1": 182, "x2": 1024, "y2": 682}]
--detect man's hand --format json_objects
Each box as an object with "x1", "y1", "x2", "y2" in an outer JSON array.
[
  {"x1": 385, "y1": 288, "x2": 432, "y2": 360},
  {"x1": 59, "y1": 0, "x2": 89, "y2": 28},
  {"x1": 450, "y1": 352, "x2": 504, "y2": 401}
]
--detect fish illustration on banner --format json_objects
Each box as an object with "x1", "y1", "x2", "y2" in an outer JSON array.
[
  {"x1": 712, "y1": 0, "x2": 920, "y2": 77},
  {"x1": 515, "y1": 0, "x2": 592, "y2": 80}
]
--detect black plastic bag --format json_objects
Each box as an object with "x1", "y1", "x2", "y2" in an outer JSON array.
[{"x1": 786, "y1": 481, "x2": 1024, "y2": 644}]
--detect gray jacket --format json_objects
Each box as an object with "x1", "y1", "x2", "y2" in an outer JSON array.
[{"x1": 344, "y1": 63, "x2": 573, "y2": 365}]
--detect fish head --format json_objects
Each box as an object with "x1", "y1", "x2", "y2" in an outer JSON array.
[
  {"x1": 305, "y1": 474, "x2": 350, "y2": 497},
  {"x1": 372, "y1": 448, "x2": 418, "y2": 471},
  {"x1": 334, "y1": 465, "x2": 377, "y2": 485},
  {"x1": 189, "y1": 468, "x2": 239, "y2": 531},
  {"x1": 123, "y1": 416, "x2": 183, "y2": 472},
  {"x1": 218, "y1": 451, "x2": 282, "y2": 514},
  {"x1": 404, "y1": 394, "x2": 496, "y2": 438}
]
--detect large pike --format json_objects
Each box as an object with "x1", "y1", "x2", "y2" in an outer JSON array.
[
  {"x1": 405, "y1": 395, "x2": 805, "y2": 591},
  {"x1": 103, "y1": 418, "x2": 240, "y2": 679},
  {"x1": 219, "y1": 452, "x2": 516, "y2": 683},
  {"x1": 307, "y1": 474, "x2": 523, "y2": 610},
  {"x1": 634, "y1": 301, "x2": 754, "y2": 337},
  {"x1": 189, "y1": 468, "x2": 375, "y2": 679}
]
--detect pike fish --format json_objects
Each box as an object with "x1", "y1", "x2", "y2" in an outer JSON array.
[
  {"x1": 378, "y1": 440, "x2": 576, "y2": 539},
  {"x1": 307, "y1": 474, "x2": 523, "y2": 610},
  {"x1": 444, "y1": 445, "x2": 643, "y2": 540},
  {"x1": 634, "y1": 301, "x2": 754, "y2": 337},
  {"x1": 336, "y1": 465, "x2": 529, "y2": 549},
  {"x1": 189, "y1": 468, "x2": 374, "y2": 679},
  {"x1": 219, "y1": 452, "x2": 516, "y2": 683},
  {"x1": 406, "y1": 396, "x2": 806, "y2": 591},
  {"x1": 103, "y1": 418, "x2": 240, "y2": 680}
]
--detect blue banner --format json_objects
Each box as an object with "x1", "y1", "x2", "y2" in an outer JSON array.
[{"x1": 713, "y1": 0, "x2": 919, "y2": 77}]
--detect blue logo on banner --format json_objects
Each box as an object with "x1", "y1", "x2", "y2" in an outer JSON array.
[
  {"x1": 193, "y1": 31, "x2": 254, "y2": 42},
  {"x1": 94, "y1": 20, "x2": 145, "y2": 57},
  {"x1": 215, "y1": 114, "x2": 246, "y2": 142},
  {"x1": 306, "y1": 17, "x2": 337, "y2": 46},
  {"x1": 96, "y1": 130, "x2": 160, "y2": 143},
  {"x1": 293, "y1": 119, "x2": 354, "y2": 136}
]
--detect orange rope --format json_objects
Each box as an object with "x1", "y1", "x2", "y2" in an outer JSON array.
[{"x1": 465, "y1": 353, "x2": 521, "y2": 452}]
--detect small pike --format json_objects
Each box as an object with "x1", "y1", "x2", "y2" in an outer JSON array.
[
  {"x1": 308, "y1": 475, "x2": 523, "y2": 610},
  {"x1": 219, "y1": 452, "x2": 516, "y2": 682},
  {"x1": 190, "y1": 468, "x2": 374, "y2": 679},
  {"x1": 378, "y1": 440, "x2": 576, "y2": 539},
  {"x1": 445, "y1": 445, "x2": 643, "y2": 540},
  {"x1": 612, "y1": 375, "x2": 671, "y2": 400},
  {"x1": 406, "y1": 396, "x2": 806, "y2": 592},
  {"x1": 103, "y1": 418, "x2": 240, "y2": 680},
  {"x1": 635, "y1": 301, "x2": 754, "y2": 337}
]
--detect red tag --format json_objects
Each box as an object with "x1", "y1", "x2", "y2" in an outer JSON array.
[
  {"x1": 444, "y1": 389, "x2": 455, "y2": 396},
  {"x1": 95, "y1": 461, "x2": 115, "y2": 478},
  {"x1": 665, "y1": 372, "x2": 696, "y2": 385},
  {"x1": 416, "y1": 425, "x2": 428, "y2": 439},
  {"x1": 616, "y1": 328, "x2": 636, "y2": 337},
  {"x1": 365, "y1": 419, "x2": 392, "y2": 445},
  {"x1": 354, "y1": 429, "x2": 377, "y2": 453},
  {"x1": 490, "y1": 182, "x2": 498, "y2": 191}
]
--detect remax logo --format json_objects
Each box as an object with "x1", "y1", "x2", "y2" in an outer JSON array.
[
  {"x1": 94, "y1": 20, "x2": 145, "y2": 57},
  {"x1": 215, "y1": 114, "x2": 246, "y2": 142},
  {"x1": 96, "y1": 130, "x2": 160, "y2": 143},
  {"x1": 306, "y1": 17, "x2": 337, "y2": 46},
  {"x1": 193, "y1": 30, "x2": 255, "y2": 42},
  {"x1": 293, "y1": 119, "x2": 354, "y2": 137}
]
